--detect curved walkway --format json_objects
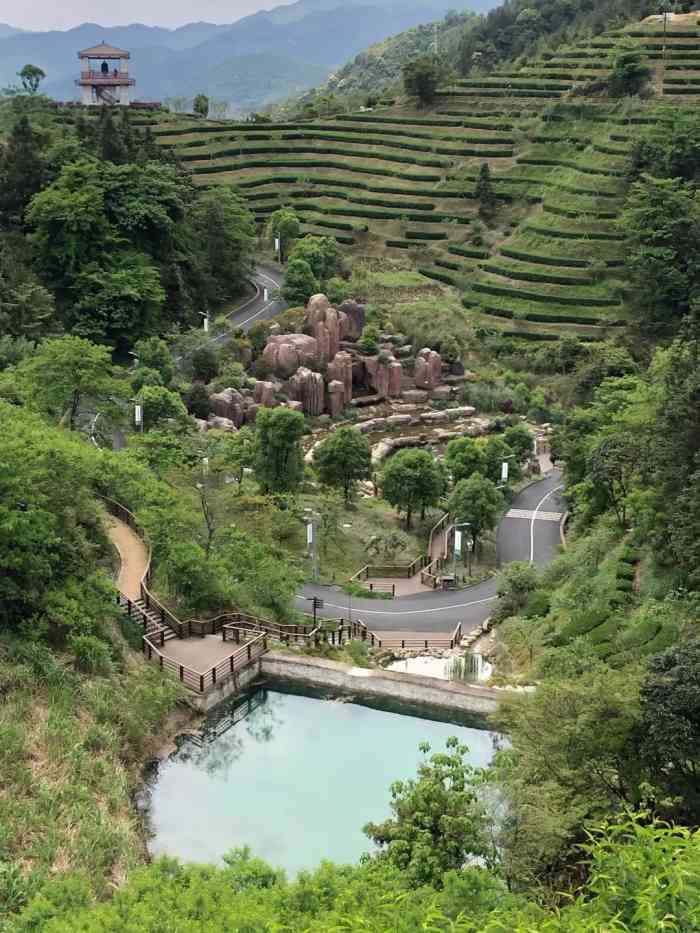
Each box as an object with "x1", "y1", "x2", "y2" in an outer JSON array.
[
  {"x1": 106, "y1": 469, "x2": 564, "y2": 643},
  {"x1": 106, "y1": 515, "x2": 149, "y2": 601}
]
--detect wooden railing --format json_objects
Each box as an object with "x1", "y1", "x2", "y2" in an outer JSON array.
[
  {"x1": 143, "y1": 628, "x2": 268, "y2": 694},
  {"x1": 350, "y1": 553, "x2": 429, "y2": 583}
]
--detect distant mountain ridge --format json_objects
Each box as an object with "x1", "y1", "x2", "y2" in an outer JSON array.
[{"x1": 0, "y1": 1, "x2": 494, "y2": 113}]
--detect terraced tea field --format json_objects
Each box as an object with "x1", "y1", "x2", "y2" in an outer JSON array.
[{"x1": 146, "y1": 17, "x2": 700, "y2": 343}]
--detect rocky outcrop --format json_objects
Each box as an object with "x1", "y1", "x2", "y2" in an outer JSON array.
[
  {"x1": 364, "y1": 354, "x2": 403, "y2": 399},
  {"x1": 253, "y1": 380, "x2": 277, "y2": 408},
  {"x1": 209, "y1": 387, "x2": 246, "y2": 427},
  {"x1": 327, "y1": 351, "x2": 353, "y2": 406},
  {"x1": 288, "y1": 367, "x2": 325, "y2": 416},
  {"x1": 306, "y1": 293, "x2": 342, "y2": 361},
  {"x1": 207, "y1": 414, "x2": 237, "y2": 432},
  {"x1": 327, "y1": 380, "x2": 346, "y2": 417},
  {"x1": 262, "y1": 333, "x2": 318, "y2": 378},
  {"x1": 414, "y1": 348, "x2": 443, "y2": 390},
  {"x1": 337, "y1": 299, "x2": 365, "y2": 340}
]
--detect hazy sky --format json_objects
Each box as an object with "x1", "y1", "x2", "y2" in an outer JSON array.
[{"x1": 2, "y1": 0, "x2": 297, "y2": 31}]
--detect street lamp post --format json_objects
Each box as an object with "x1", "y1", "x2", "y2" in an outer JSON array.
[
  {"x1": 304, "y1": 507, "x2": 320, "y2": 582},
  {"x1": 198, "y1": 311, "x2": 210, "y2": 334},
  {"x1": 453, "y1": 521, "x2": 472, "y2": 579}
]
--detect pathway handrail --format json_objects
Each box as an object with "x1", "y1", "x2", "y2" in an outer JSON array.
[{"x1": 143, "y1": 627, "x2": 268, "y2": 693}]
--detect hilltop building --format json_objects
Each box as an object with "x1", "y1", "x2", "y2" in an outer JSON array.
[{"x1": 76, "y1": 42, "x2": 135, "y2": 106}]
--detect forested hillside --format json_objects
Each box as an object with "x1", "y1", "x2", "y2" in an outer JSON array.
[{"x1": 1, "y1": 4, "x2": 700, "y2": 930}]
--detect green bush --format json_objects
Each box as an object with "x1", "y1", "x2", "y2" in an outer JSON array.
[{"x1": 70, "y1": 635, "x2": 114, "y2": 675}]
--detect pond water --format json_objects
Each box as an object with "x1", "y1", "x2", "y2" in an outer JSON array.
[{"x1": 148, "y1": 685, "x2": 498, "y2": 876}]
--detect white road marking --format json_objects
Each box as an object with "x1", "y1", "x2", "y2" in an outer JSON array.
[
  {"x1": 506, "y1": 508, "x2": 563, "y2": 522},
  {"x1": 530, "y1": 484, "x2": 564, "y2": 562},
  {"x1": 297, "y1": 595, "x2": 497, "y2": 616}
]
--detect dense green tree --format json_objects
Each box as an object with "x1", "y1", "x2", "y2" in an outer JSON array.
[
  {"x1": 313, "y1": 427, "x2": 371, "y2": 504},
  {"x1": 133, "y1": 336, "x2": 174, "y2": 385},
  {"x1": 217, "y1": 526, "x2": 301, "y2": 621},
  {"x1": 444, "y1": 437, "x2": 486, "y2": 485},
  {"x1": 402, "y1": 57, "x2": 440, "y2": 106},
  {"x1": 381, "y1": 449, "x2": 446, "y2": 529},
  {"x1": 137, "y1": 385, "x2": 188, "y2": 430},
  {"x1": 608, "y1": 41, "x2": 651, "y2": 97},
  {"x1": 503, "y1": 424, "x2": 533, "y2": 465},
  {"x1": 483, "y1": 435, "x2": 520, "y2": 484},
  {"x1": 0, "y1": 115, "x2": 47, "y2": 227},
  {"x1": 448, "y1": 472, "x2": 504, "y2": 554},
  {"x1": 190, "y1": 187, "x2": 255, "y2": 302},
  {"x1": 639, "y1": 641, "x2": 700, "y2": 823},
  {"x1": 0, "y1": 238, "x2": 56, "y2": 336},
  {"x1": 270, "y1": 207, "x2": 300, "y2": 262},
  {"x1": 475, "y1": 162, "x2": 497, "y2": 219},
  {"x1": 193, "y1": 93, "x2": 209, "y2": 117},
  {"x1": 634, "y1": 108, "x2": 700, "y2": 181},
  {"x1": 12, "y1": 335, "x2": 124, "y2": 430},
  {"x1": 289, "y1": 235, "x2": 340, "y2": 283},
  {"x1": 495, "y1": 666, "x2": 644, "y2": 888},
  {"x1": 253, "y1": 407, "x2": 305, "y2": 494},
  {"x1": 17, "y1": 64, "x2": 46, "y2": 94},
  {"x1": 618, "y1": 174, "x2": 700, "y2": 334},
  {"x1": 364, "y1": 737, "x2": 493, "y2": 888},
  {"x1": 69, "y1": 252, "x2": 165, "y2": 350},
  {"x1": 497, "y1": 561, "x2": 539, "y2": 613},
  {"x1": 282, "y1": 257, "x2": 319, "y2": 306},
  {"x1": 191, "y1": 345, "x2": 219, "y2": 383}
]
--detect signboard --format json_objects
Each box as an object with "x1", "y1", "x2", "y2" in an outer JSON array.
[
  {"x1": 203, "y1": 315, "x2": 209, "y2": 333},
  {"x1": 306, "y1": 522, "x2": 314, "y2": 547},
  {"x1": 134, "y1": 404, "x2": 143, "y2": 426},
  {"x1": 501, "y1": 460, "x2": 509, "y2": 483},
  {"x1": 454, "y1": 529, "x2": 462, "y2": 558},
  {"x1": 274, "y1": 236, "x2": 281, "y2": 253}
]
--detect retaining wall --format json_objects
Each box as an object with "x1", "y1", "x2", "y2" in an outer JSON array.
[{"x1": 259, "y1": 652, "x2": 500, "y2": 715}]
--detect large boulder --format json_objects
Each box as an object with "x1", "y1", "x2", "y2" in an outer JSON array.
[
  {"x1": 414, "y1": 348, "x2": 443, "y2": 390},
  {"x1": 262, "y1": 333, "x2": 319, "y2": 378},
  {"x1": 327, "y1": 350, "x2": 353, "y2": 405},
  {"x1": 306, "y1": 293, "x2": 341, "y2": 360},
  {"x1": 253, "y1": 380, "x2": 277, "y2": 408},
  {"x1": 209, "y1": 387, "x2": 246, "y2": 427},
  {"x1": 288, "y1": 366, "x2": 325, "y2": 416},
  {"x1": 327, "y1": 380, "x2": 346, "y2": 417},
  {"x1": 337, "y1": 299, "x2": 365, "y2": 340},
  {"x1": 207, "y1": 414, "x2": 237, "y2": 432},
  {"x1": 364, "y1": 354, "x2": 403, "y2": 399}
]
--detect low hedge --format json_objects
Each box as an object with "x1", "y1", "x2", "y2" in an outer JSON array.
[
  {"x1": 190, "y1": 160, "x2": 442, "y2": 183},
  {"x1": 517, "y1": 157, "x2": 628, "y2": 178},
  {"x1": 587, "y1": 617, "x2": 622, "y2": 646},
  {"x1": 557, "y1": 607, "x2": 608, "y2": 641},
  {"x1": 617, "y1": 618, "x2": 660, "y2": 650},
  {"x1": 474, "y1": 303, "x2": 615, "y2": 326},
  {"x1": 272, "y1": 129, "x2": 512, "y2": 158},
  {"x1": 312, "y1": 218, "x2": 356, "y2": 231},
  {"x1": 385, "y1": 239, "x2": 426, "y2": 248},
  {"x1": 418, "y1": 267, "x2": 459, "y2": 286},
  {"x1": 438, "y1": 88, "x2": 564, "y2": 98},
  {"x1": 434, "y1": 258, "x2": 461, "y2": 271},
  {"x1": 481, "y1": 261, "x2": 593, "y2": 286},
  {"x1": 472, "y1": 281, "x2": 620, "y2": 308},
  {"x1": 181, "y1": 144, "x2": 449, "y2": 168},
  {"x1": 543, "y1": 203, "x2": 618, "y2": 220},
  {"x1": 448, "y1": 243, "x2": 490, "y2": 259},
  {"x1": 524, "y1": 223, "x2": 625, "y2": 241},
  {"x1": 405, "y1": 231, "x2": 448, "y2": 240},
  {"x1": 454, "y1": 79, "x2": 572, "y2": 91},
  {"x1": 351, "y1": 196, "x2": 435, "y2": 210},
  {"x1": 663, "y1": 85, "x2": 700, "y2": 94},
  {"x1": 500, "y1": 246, "x2": 590, "y2": 268},
  {"x1": 291, "y1": 123, "x2": 516, "y2": 146},
  {"x1": 297, "y1": 203, "x2": 469, "y2": 224}
]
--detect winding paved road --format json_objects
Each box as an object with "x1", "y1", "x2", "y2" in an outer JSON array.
[
  {"x1": 295, "y1": 471, "x2": 565, "y2": 634},
  {"x1": 211, "y1": 262, "x2": 287, "y2": 340}
]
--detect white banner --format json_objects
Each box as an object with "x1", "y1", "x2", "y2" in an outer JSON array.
[
  {"x1": 134, "y1": 404, "x2": 143, "y2": 426},
  {"x1": 454, "y1": 529, "x2": 462, "y2": 558},
  {"x1": 501, "y1": 460, "x2": 509, "y2": 482}
]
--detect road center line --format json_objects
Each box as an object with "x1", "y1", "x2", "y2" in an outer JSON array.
[{"x1": 530, "y1": 484, "x2": 564, "y2": 562}]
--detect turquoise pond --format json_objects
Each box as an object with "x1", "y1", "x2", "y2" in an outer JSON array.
[{"x1": 147, "y1": 686, "x2": 498, "y2": 875}]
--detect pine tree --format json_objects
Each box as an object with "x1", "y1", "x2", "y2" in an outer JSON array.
[{"x1": 475, "y1": 162, "x2": 497, "y2": 220}]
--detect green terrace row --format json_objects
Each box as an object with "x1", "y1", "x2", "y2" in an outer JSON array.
[
  {"x1": 160, "y1": 122, "x2": 516, "y2": 146},
  {"x1": 179, "y1": 144, "x2": 452, "y2": 169},
  {"x1": 226, "y1": 174, "x2": 509, "y2": 200},
  {"x1": 190, "y1": 159, "x2": 444, "y2": 182},
  {"x1": 437, "y1": 87, "x2": 566, "y2": 99},
  {"x1": 168, "y1": 131, "x2": 514, "y2": 159},
  {"x1": 462, "y1": 292, "x2": 623, "y2": 327},
  {"x1": 450, "y1": 78, "x2": 574, "y2": 91},
  {"x1": 339, "y1": 113, "x2": 515, "y2": 130},
  {"x1": 251, "y1": 200, "x2": 473, "y2": 224}
]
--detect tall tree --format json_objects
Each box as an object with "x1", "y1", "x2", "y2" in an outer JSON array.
[
  {"x1": 253, "y1": 407, "x2": 305, "y2": 494},
  {"x1": 193, "y1": 93, "x2": 210, "y2": 117},
  {"x1": 282, "y1": 258, "x2": 319, "y2": 306},
  {"x1": 448, "y1": 472, "x2": 504, "y2": 554},
  {"x1": 402, "y1": 57, "x2": 440, "y2": 106},
  {"x1": 475, "y1": 163, "x2": 496, "y2": 219},
  {"x1": 270, "y1": 207, "x2": 300, "y2": 263},
  {"x1": 12, "y1": 335, "x2": 124, "y2": 430},
  {"x1": 0, "y1": 115, "x2": 46, "y2": 228},
  {"x1": 381, "y1": 448, "x2": 446, "y2": 529},
  {"x1": 190, "y1": 187, "x2": 255, "y2": 303},
  {"x1": 313, "y1": 427, "x2": 371, "y2": 504},
  {"x1": 17, "y1": 64, "x2": 46, "y2": 94},
  {"x1": 444, "y1": 437, "x2": 486, "y2": 485}
]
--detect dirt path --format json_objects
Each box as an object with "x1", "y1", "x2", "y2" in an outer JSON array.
[{"x1": 106, "y1": 516, "x2": 149, "y2": 601}]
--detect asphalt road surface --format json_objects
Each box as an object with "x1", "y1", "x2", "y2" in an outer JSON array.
[
  {"x1": 296, "y1": 470, "x2": 565, "y2": 634},
  {"x1": 210, "y1": 262, "x2": 287, "y2": 340}
]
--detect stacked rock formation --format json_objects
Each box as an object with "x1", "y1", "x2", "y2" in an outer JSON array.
[
  {"x1": 288, "y1": 367, "x2": 325, "y2": 416},
  {"x1": 414, "y1": 347, "x2": 443, "y2": 390},
  {"x1": 262, "y1": 333, "x2": 318, "y2": 378}
]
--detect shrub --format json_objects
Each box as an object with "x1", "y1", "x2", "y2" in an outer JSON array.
[{"x1": 70, "y1": 635, "x2": 114, "y2": 674}]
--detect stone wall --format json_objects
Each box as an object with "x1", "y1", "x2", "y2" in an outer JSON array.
[{"x1": 259, "y1": 652, "x2": 500, "y2": 715}]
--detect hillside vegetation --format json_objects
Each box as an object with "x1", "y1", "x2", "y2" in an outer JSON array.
[{"x1": 144, "y1": 18, "x2": 700, "y2": 344}]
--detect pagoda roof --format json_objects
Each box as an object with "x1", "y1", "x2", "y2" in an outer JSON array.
[{"x1": 78, "y1": 41, "x2": 130, "y2": 58}]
